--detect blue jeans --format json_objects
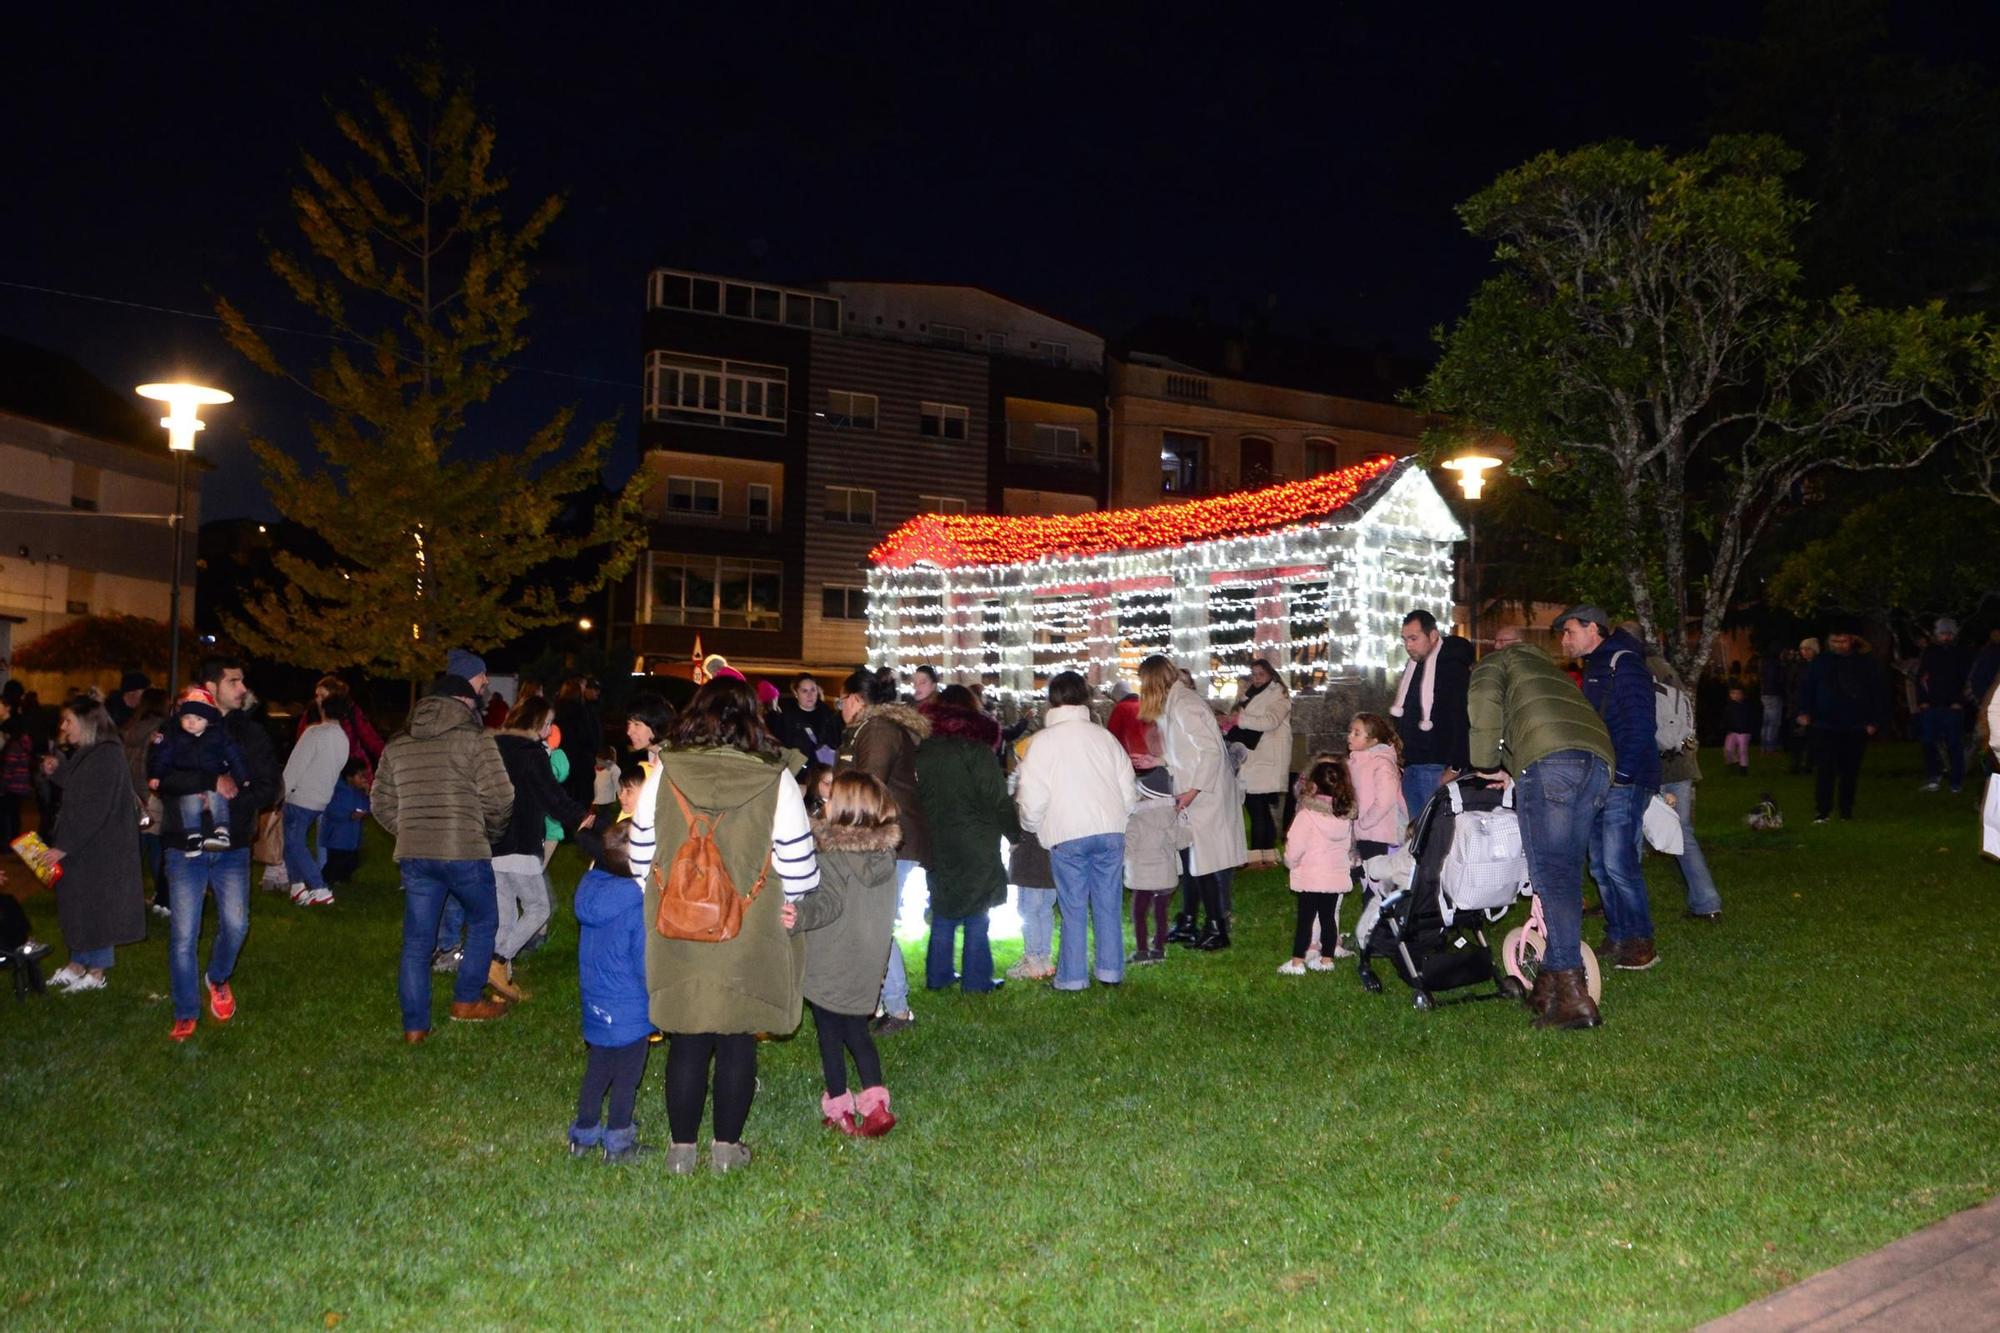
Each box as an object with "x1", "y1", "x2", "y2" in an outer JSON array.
[
  {"x1": 398, "y1": 858, "x2": 498, "y2": 1032},
  {"x1": 1401, "y1": 764, "x2": 1448, "y2": 830},
  {"x1": 282, "y1": 802, "x2": 325, "y2": 892},
  {"x1": 1920, "y1": 707, "x2": 1965, "y2": 787},
  {"x1": 1760, "y1": 695, "x2": 1784, "y2": 751},
  {"x1": 165, "y1": 849, "x2": 251, "y2": 1021},
  {"x1": 877, "y1": 859, "x2": 918, "y2": 1017},
  {"x1": 1589, "y1": 782, "x2": 1657, "y2": 945},
  {"x1": 926, "y1": 911, "x2": 995, "y2": 991},
  {"x1": 1661, "y1": 779, "x2": 1722, "y2": 915},
  {"x1": 1514, "y1": 751, "x2": 1609, "y2": 973},
  {"x1": 437, "y1": 895, "x2": 465, "y2": 953},
  {"x1": 174, "y1": 790, "x2": 229, "y2": 837},
  {"x1": 1017, "y1": 886, "x2": 1056, "y2": 962},
  {"x1": 71, "y1": 946, "x2": 116, "y2": 970},
  {"x1": 1048, "y1": 832, "x2": 1126, "y2": 990}
]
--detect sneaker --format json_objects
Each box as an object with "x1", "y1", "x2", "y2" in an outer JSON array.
[
  {"x1": 1331, "y1": 942, "x2": 1356, "y2": 960},
  {"x1": 149, "y1": 902, "x2": 172, "y2": 917},
  {"x1": 17, "y1": 939, "x2": 51, "y2": 962},
  {"x1": 1813, "y1": 815, "x2": 1830, "y2": 825},
  {"x1": 1303, "y1": 946, "x2": 1322, "y2": 967},
  {"x1": 205, "y1": 976, "x2": 236, "y2": 1022},
  {"x1": 201, "y1": 829, "x2": 233, "y2": 852},
  {"x1": 305, "y1": 887, "x2": 334, "y2": 906},
  {"x1": 1305, "y1": 956, "x2": 1338, "y2": 972},
  {"x1": 63, "y1": 970, "x2": 107, "y2": 993},
  {"x1": 1005, "y1": 957, "x2": 1053, "y2": 981},
  {"x1": 870, "y1": 1012, "x2": 915, "y2": 1036},
  {"x1": 289, "y1": 883, "x2": 309, "y2": 905},
  {"x1": 1919, "y1": 780, "x2": 1941, "y2": 793},
  {"x1": 1277, "y1": 959, "x2": 1307, "y2": 976},
  {"x1": 431, "y1": 948, "x2": 463, "y2": 974},
  {"x1": 46, "y1": 964, "x2": 82, "y2": 989},
  {"x1": 1614, "y1": 939, "x2": 1659, "y2": 971},
  {"x1": 169, "y1": 1018, "x2": 197, "y2": 1042},
  {"x1": 182, "y1": 833, "x2": 205, "y2": 856}
]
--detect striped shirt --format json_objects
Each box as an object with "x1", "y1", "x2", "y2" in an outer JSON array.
[{"x1": 625, "y1": 758, "x2": 820, "y2": 899}]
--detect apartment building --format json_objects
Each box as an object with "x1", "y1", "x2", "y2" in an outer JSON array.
[{"x1": 620, "y1": 272, "x2": 1103, "y2": 675}]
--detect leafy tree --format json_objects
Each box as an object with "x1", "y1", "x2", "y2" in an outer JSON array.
[
  {"x1": 1766, "y1": 489, "x2": 2000, "y2": 632},
  {"x1": 13, "y1": 614, "x2": 179, "y2": 675},
  {"x1": 216, "y1": 65, "x2": 641, "y2": 681},
  {"x1": 1418, "y1": 135, "x2": 1993, "y2": 681}
]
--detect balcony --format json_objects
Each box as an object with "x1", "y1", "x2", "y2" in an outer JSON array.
[
  {"x1": 1004, "y1": 422, "x2": 1100, "y2": 470},
  {"x1": 657, "y1": 502, "x2": 781, "y2": 533}
]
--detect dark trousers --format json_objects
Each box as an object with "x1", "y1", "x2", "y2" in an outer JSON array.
[
  {"x1": 1292, "y1": 891, "x2": 1340, "y2": 957},
  {"x1": 1814, "y1": 729, "x2": 1868, "y2": 818},
  {"x1": 1245, "y1": 792, "x2": 1280, "y2": 850},
  {"x1": 0, "y1": 793, "x2": 19, "y2": 849},
  {"x1": 141, "y1": 833, "x2": 166, "y2": 905},
  {"x1": 664, "y1": 1031, "x2": 757, "y2": 1143},
  {"x1": 1178, "y1": 849, "x2": 1226, "y2": 926},
  {"x1": 324, "y1": 848, "x2": 360, "y2": 885},
  {"x1": 808, "y1": 1001, "x2": 883, "y2": 1096},
  {"x1": 577, "y1": 1037, "x2": 650, "y2": 1131},
  {"x1": 1131, "y1": 889, "x2": 1170, "y2": 951}
]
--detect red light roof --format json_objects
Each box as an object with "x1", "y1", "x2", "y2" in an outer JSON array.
[{"x1": 870, "y1": 454, "x2": 1402, "y2": 570}]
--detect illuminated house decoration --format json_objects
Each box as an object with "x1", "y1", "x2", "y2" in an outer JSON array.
[{"x1": 866, "y1": 455, "x2": 1464, "y2": 698}]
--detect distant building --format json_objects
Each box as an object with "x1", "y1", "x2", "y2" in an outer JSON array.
[
  {"x1": 618, "y1": 271, "x2": 1103, "y2": 677},
  {"x1": 0, "y1": 337, "x2": 201, "y2": 658}
]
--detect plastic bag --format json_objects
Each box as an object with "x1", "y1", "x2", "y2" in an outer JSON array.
[
  {"x1": 1983, "y1": 775, "x2": 2000, "y2": 862},
  {"x1": 1642, "y1": 792, "x2": 1684, "y2": 856}
]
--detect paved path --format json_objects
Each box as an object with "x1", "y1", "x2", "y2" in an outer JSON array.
[{"x1": 1701, "y1": 1196, "x2": 2000, "y2": 1331}]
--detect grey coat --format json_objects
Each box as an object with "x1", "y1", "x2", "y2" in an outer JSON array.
[
  {"x1": 48, "y1": 740, "x2": 146, "y2": 954},
  {"x1": 793, "y1": 818, "x2": 900, "y2": 1017}
]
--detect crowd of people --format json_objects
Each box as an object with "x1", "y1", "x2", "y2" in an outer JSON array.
[{"x1": 5, "y1": 602, "x2": 1998, "y2": 1170}]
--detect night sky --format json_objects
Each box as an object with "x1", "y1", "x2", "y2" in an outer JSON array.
[{"x1": 2, "y1": 4, "x2": 1982, "y2": 519}]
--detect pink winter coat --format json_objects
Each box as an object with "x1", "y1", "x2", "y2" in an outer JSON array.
[
  {"x1": 1283, "y1": 798, "x2": 1356, "y2": 893},
  {"x1": 1348, "y1": 743, "x2": 1408, "y2": 844}
]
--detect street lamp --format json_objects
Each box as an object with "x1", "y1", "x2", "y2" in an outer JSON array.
[
  {"x1": 136, "y1": 382, "x2": 232, "y2": 700},
  {"x1": 1441, "y1": 454, "x2": 1503, "y2": 649}
]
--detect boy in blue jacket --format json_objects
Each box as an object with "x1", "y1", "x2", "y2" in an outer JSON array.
[
  {"x1": 569, "y1": 812, "x2": 652, "y2": 1163},
  {"x1": 321, "y1": 759, "x2": 371, "y2": 886}
]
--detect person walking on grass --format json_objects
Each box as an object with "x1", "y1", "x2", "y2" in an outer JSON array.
[
  {"x1": 373, "y1": 650, "x2": 515, "y2": 1043},
  {"x1": 1916, "y1": 617, "x2": 1972, "y2": 795},
  {"x1": 39, "y1": 697, "x2": 145, "y2": 997},
  {"x1": 489, "y1": 695, "x2": 594, "y2": 1003},
  {"x1": 1637, "y1": 638, "x2": 1725, "y2": 925},
  {"x1": 1467, "y1": 635, "x2": 1616, "y2": 1030},
  {"x1": 282, "y1": 696, "x2": 352, "y2": 906},
  {"x1": 915, "y1": 685, "x2": 1017, "y2": 995},
  {"x1": 1557, "y1": 605, "x2": 1662, "y2": 973},
  {"x1": 834, "y1": 666, "x2": 931, "y2": 1034},
  {"x1": 1390, "y1": 609, "x2": 1473, "y2": 823},
  {"x1": 791, "y1": 770, "x2": 904, "y2": 1138},
  {"x1": 648, "y1": 678, "x2": 821, "y2": 1175},
  {"x1": 1280, "y1": 757, "x2": 1357, "y2": 975},
  {"x1": 151, "y1": 658, "x2": 280, "y2": 1042},
  {"x1": 1015, "y1": 671, "x2": 1138, "y2": 991},
  {"x1": 1796, "y1": 620, "x2": 1888, "y2": 824}
]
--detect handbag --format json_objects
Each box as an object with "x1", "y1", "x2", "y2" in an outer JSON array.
[{"x1": 252, "y1": 808, "x2": 285, "y2": 866}]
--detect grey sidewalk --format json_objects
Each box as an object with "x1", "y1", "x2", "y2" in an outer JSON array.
[{"x1": 1700, "y1": 1195, "x2": 2000, "y2": 1331}]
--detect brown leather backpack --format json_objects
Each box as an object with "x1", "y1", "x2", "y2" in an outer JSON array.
[{"x1": 652, "y1": 779, "x2": 770, "y2": 942}]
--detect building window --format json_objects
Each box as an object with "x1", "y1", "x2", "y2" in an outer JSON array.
[
  {"x1": 65, "y1": 599, "x2": 90, "y2": 616},
  {"x1": 1041, "y1": 340, "x2": 1070, "y2": 366},
  {"x1": 825, "y1": 390, "x2": 878, "y2": 430},
  {"x1": 1240, "y1": 435, "x2": 1277, "y2": 486},
  {"x1": 1305, "y1": 437, "x2": 1338, "y2": 475},
  {"x1": 986, "y1": 332, "x2": 1007, "y2": 351},
  {"x1": 920, "y1": 401, "x2": 970, "y2": 441},
  {"x1": 651, "y1": 270, "x2": 839, "y2": 331},
  {"x1": 1033, "y1": 424, "x2": 1084, "y2": 460},
  {"x1": 825, "y1": 486, "x2": 876, "y2": 524},
  {"x1": 645, "y1": 351, "x2": 787, "y2": 431},
  {"x1": 822, "y1": 585, "x2": 870, "y2": 621},
  {"x1": 664, "y1": 475, "x2": 722, "y2": 517},
  {"x1": 918, "y1": 494, "x2": 967, "y2": 516},
  {"x1": 930, "y1": 323, "x2": 967, "y2": 348},
  {"x1": 648, "y1": 553, "x2": 782, "y2": 629},
  {"x1": 746, "y1": 483, "x2": 773, "y2": 532},
  {"x1": 1161, "y1": 431, "x2": 1207, "y2": 494}
]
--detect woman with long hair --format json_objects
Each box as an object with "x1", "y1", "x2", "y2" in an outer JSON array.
[
  {"x1": 1229, "y1": 658, "x2": 1293, "y2": 867},
  {"x1": 1140, "y1": 655, "x2": 1247, "y2": 949},
  {"x1": 40, "y1": 697, "x2": 146, "y2": 992},
  {"x1": 647, "y1": 677, "x2": 820, "y2": 1173}
]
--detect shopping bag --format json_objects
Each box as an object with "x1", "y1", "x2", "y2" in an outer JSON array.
[
  {"x1": 1642, "y1": 792, "x2": 1684, "y2": 856},
  {"x1": 1983, "y1": 775, "x2": 2000, "y2": 862},
  {"x1": 252, "y1": 809, "x2": 285, "y2": 866}
]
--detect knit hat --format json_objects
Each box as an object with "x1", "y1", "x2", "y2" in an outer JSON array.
[
  {"x1": 445, "y1": 648, "x2": 487, "y2": 681},
  {"x1": 1935, "y1": 617, "x2": 1959, "y2": 637},
  {"x1": 755, "y1": 680, "x2": 781, "y2": 706},
  {"x1": 1551, "y1": 604, "x2": 1612, "y2": 634},
  {"x1": 118, "y1": 670, "x2": 151, "y2": 694},
  {"x1": 175, "y1": 686, "x2": 223, "y2": 724}
]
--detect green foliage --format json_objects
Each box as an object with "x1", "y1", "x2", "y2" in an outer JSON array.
[
  {"x1": 12, "y1": 614, "x2": 178, "y2": 674},
  {"x1": 1767, "y1": 488, "x2": 2000, "y2": 627},
  {"x1": 216, "y1": 65, "x2": 642, "y2": 682},
  {"x1": 1420, "y1": 135, "x2": 1993, "y2": 680}
]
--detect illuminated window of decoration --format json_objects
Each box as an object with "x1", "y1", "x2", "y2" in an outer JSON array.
[
  {"x1": 1287, "y1": 581, "x2": 1332, "y2": 689},
  {"x1": 1031, "y1": 594, "x2": 1087, "y2": 689},
  {"x1": 825, "y1": 486, "x2": 876, "y2": 525},
  {"x1": 645, "y1": 351, "x2": 787, "y2": 431},
  {"x1": 920, "y1": 401, "x2": 970, "y2": 441},
  {"x1": 1207, "y1": 583, "x2": 1258, "y2": 680}
]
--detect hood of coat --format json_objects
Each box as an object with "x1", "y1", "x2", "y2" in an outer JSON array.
[
  {"x1": 1348, "y1": 744, "x2": 1398, "y2": 784},
  {"x1": 859, "y1": 701, "x2": 931, "y2": 744},
  {"x1": 496, "y1": 726, "x2": 550, "y2": 744},
  {"x1": 657, "y1": 745, "x2": 787, "y2": 813},
  {"x1": 1586, "y1": 627, "x2": 1648, "y2": 669},
  {"x1": 407, "y1": 694, "x2": 482, "y2": 741},
  {"x1": 922, "y1": 702, "x2": 999, "y2": 748},
  {"x1": 1297, "y1": 792, "x2": 1353, "y2": 819},
  {"x1": 573, "y1": 866, "x2": 640, "y2": 928},
  {"x1": 811, "y1": 815, "x2": 903, "y2": 854},
  {"x1": 1043, "y1": 704, "x2": 1096, "y2": 728}
]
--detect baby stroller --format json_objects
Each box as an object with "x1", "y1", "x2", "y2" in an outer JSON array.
[{"x1": 1355, "y1": 777, "x2": 1528, "y2": 1010}]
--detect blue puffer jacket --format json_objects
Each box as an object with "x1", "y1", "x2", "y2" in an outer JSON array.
[
  {"x1": 575, "y1": 866, "x2": 651, "y2": 1047},
  {"x1": 1580, "y1": 629, "x2": 1661, "y2": 789}
]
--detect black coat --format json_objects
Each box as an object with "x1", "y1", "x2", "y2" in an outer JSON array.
[
  {"x1": 1395, "y1": 634, "x2": 1474, "y2": 770},
  {"x1": 154, "y1": 710, "x2": 280, "y2": 844},
  {"x1": 1801, "y1": 652, "x2": 1888, "y2": 732},
  {"x1": 772, "y1": 699, "x2": 843, "y2": 763},
  {"x1": 554, "y1": 696, "x2": 603, "y2": 805},
  {"x1": 491, "y1": 731, "x2": 590, "y2": 858},
  {"x1": 48, "y1": 740, "x2": 146, "y2": 954}
]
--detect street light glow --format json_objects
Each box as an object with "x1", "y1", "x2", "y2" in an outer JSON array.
[
  {"x1": 577, "y1": 617, "x2": 594, "y2": 632},
  {"x1": 1441, "y1": 453, "x2": 1504, "y2": 500},
  {"x1": 136, "y1": 382, "x2": 232, "y2": 452}
]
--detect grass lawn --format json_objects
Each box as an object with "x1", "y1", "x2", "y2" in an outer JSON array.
[{"x1": 4, "y1": 744, "x2": 1996, "y2": 1328}]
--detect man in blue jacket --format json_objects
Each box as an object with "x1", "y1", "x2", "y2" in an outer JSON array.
[{"x1": 1556, "y1": 605, "x2": 1661, "y2": 972}]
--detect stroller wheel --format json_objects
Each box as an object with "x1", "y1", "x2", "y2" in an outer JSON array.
[{"x1": 1412, "y1": 990, "x2": 1435, "y2": 1012}]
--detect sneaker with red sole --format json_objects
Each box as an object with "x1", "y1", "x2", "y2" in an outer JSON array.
[
  {"x1": 205, "y1": 977, "x2": 236, "y2": 1022},
  {"x1": 169, "y1": 1018, "x2": 197, "y2": 1042}
]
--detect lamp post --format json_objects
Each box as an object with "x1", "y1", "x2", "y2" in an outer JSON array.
[
  {"x1": 136, "y1": 383, "x2": 232, "y2": 700},
  {"x1": 1440, "y1": 454, "x2": 1503, "y2": 650}
]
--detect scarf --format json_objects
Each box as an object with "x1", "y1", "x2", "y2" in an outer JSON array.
[{"x1": 1389, "y1": 640, "x2": 1440, "y2": 731}]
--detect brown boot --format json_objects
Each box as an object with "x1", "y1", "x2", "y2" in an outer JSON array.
[
  {"x1": 1614, "y1": 938, "x2": 1658, "y2": 971},
  {"x1": 487, "y1": 958, "x2": 524, "y2": 1002},
  {"x1": 449, "y1": 997, "x2": 511, "y2": 1023},
  {"x1": 1531, "y1": 968, "x2": 1602, "y2": 1030},
  {"x1": 1525, "y1": 968, "x2": 1556, "y2": 1017}
]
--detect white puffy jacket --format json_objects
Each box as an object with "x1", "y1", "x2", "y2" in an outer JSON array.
[{"x1": 1015, "y1": 705, "x2": 1138, "y2": 848}]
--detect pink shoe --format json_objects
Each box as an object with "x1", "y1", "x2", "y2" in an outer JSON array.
[
  {"x1": 856, "y1": 1085, "x2": 897, "y2": 1138},
  {"x1": 820, "y1": 1090, "x2": 860, "y2": 1136}
]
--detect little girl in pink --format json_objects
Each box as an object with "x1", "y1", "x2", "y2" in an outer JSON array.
[
  {"x1": 1346, "y1": 712, "x2": 1409, "y2": 868},
  {"x1": 1280, "y1": 758, "x2": 1356, "y2": 974}
]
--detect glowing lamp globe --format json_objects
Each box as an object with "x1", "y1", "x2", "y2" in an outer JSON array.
[
  {"x1": 1441, "y1": 454, "x2": 1503, "y2": 500},
  {"x1": 136, "y1": 382, "x2": 233, "y2": 452}
]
